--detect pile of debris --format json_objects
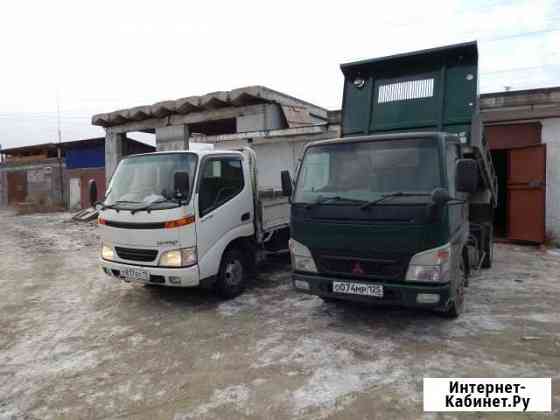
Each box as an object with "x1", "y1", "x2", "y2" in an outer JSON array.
[{"x1": 71, "y1": 207, "x2": 98, "y2": 222}]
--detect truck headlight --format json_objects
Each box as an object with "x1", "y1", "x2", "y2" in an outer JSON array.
[
  {"x1": 159, "y1": 247, "x2": 197, "y2": 267},
  {"x1": 405, "y1": 243, "x2": 451, "y2": 283},
  {"x1": 101, "y1": 244, "x2": 114, "y2": 261},
  {"x1": 289, "y1": 238, "x2": 317, "y2": 273}
]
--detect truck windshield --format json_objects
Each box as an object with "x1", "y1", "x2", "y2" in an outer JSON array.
[
  {"x1": 294, "y1": 138, "x2": 441, "y2": 204},
  {"x1": 105, "y1": 153, "x2": 198, "y2": 209}
]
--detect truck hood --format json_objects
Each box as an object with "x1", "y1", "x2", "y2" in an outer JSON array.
[{"x1": 98, "y1": 207, "x2": 196, "y2": 249}]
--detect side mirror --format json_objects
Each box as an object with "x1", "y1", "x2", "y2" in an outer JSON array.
[
  {"x1": 431, "y1": 187, "x2": 452, "y2": 206},
  {"x1": 281, "y1": 170, "x2": 293, "y2": 197},
  {"x1": 456, "y1": 159, "x2": 479, "y2": 193},
  {"x1": 88, "y1": 179, "x2": 98, "y2": 207},
  {"x1": 174, "y1": 171, "x2": 190, "y2": 199},
  {"x1": 426, "y1": 188, "x2": 451, "y2": 223}
]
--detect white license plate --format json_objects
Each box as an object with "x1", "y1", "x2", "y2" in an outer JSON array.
[
  {"x1": 121, "y1": 268, "x2": 149, "y2": 282},
  {"x1": 332, "y1": 281, "x2": 383, "y2": 297}
]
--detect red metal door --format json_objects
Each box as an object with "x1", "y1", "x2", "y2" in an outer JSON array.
[
  {"x1": 507, "y1": 145, "x2": 546, "y2": 243},
  {"x1": 7, "y1": 171, "x2": 27, "y2": 204}
]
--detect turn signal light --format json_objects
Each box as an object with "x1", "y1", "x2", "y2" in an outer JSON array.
[
  {"x1": 164, "y1": 215, "x2": 195, "y2": 229},
  {"x1": 98, "y1": 217, "x2": 107, "y2": 225}
]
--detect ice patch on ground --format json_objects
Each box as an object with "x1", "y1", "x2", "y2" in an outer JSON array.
[
  {"x1": 519, "y1": 313, "x2": 560, "y2": 324},
  {"x1": 547, "y1": 249, "x2": 560, "y2": 257},
  {"x1": 290, "y1": 359, "x2": 390, "y2": 415},
  {"x1": 174, "y1": 384, "x2": 251, "y2": 419},
  {"x1": 217, "y1": 294, "x2": 259, "y2": 317}
]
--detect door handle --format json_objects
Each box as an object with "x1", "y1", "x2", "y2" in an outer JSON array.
[{"x1": 241, "y1": 212, "x2": 250, "y2": 222}]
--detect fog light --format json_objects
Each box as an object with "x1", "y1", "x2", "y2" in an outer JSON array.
[
  {"x1": 417, "y1": 293, "x2": 440, "y2": 304},
  {"x1": 294, "y1": 280, "x2": 310, "y2": 290},
  {"x1": 169, "y1": 276, "x2": 181, "y2": 285}
]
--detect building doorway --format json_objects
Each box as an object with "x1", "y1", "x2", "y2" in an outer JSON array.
[
  {"x1": 491, "y1": 150, "x2": 508, "y2": 238},
  {"x1": 486, "y1": 123, "x2": 546, "y2": 243}
]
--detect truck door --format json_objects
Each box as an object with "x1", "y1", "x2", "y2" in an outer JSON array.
[
  {"x1": 196, "y1": 155, "x2": 254, "y2": 279},
  {"x1": 507, "y1": 144, "x2": 546, "y2": 243}
]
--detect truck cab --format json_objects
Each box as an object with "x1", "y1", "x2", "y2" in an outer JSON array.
[
  {"x1": 289, "y1": 42, "x2": 496, "y2": 317},
  {"x1": 95, "y1": 149, "x2": 290, "y2": 298}
]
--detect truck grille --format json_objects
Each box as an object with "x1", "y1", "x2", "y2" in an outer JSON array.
[
  {"x1": 316, "y1": 254, "x2": 405, "y2": 280},
  {"x1": 115, "y1": 247, "x2": 158, "y2": 262}
]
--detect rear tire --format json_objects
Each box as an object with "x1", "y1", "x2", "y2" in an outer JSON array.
[
  {"x1": 482, "y1": 224, "x2": 494, "y2": 269},
  {"x1": 215, "y1": 248, "x2": 246, "y2": 299}
]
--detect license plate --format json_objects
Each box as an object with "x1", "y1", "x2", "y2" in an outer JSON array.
[
  {"x1": 332, "y1": 281, "x2": 383, "y2": 297},
  {"x1": 121, "y1": 268, "x2": 149, "y2": 282}
]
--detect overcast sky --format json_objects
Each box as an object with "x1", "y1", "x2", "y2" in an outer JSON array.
[{"x1": 1, "y1": 0, "x2": 559, "y2": 149}]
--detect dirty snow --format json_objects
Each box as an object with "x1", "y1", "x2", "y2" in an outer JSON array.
[{"x1": 0, "y1": 210, "x2": 559, "y2": 419}]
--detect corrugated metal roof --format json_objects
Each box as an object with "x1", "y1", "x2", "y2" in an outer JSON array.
[{"x1": 91, "y1": 85, "x2": 328, "y2": 128}]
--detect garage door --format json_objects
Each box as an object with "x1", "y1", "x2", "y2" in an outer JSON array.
[{"x1": 7, "y1": 171, "x2": 27, "y2": 204}]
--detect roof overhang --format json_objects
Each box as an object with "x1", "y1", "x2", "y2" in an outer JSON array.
[{"x1": 91, "y1": 85, "x2": 328, "y2": 128}]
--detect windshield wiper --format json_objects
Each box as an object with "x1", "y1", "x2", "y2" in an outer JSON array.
[
  {"x1": 97, "y1": 200, "x2": 141, "y2": 211},
  {"x1": 360, "y1": 192, "x2": 430, "y2": 210},
  {"x1": 305, "y1": 196, "x2": 365, "y2": 209},
  {"x1": 130, "y1": 198, "x2": 182, "y2": 215}
]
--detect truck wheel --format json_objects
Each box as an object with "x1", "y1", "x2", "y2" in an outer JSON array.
[
  {"x1": 442, "y1": 258, "x2": 465, "y2": 319},
  {"x1": 216, "y1": 248, "x2": 246, "y2": 299},
  {"x1": 482, "y1": 225, "x2": 494, "y2": 269}
]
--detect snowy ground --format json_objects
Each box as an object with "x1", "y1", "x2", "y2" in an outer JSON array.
[{"x1": 0, "y1": 210, "x2": 559, "y2": 419}]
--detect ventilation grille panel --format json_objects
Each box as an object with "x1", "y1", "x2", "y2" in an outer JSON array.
[{"x1": 378, "y1": 78, "x2": 434, "y2": 103}]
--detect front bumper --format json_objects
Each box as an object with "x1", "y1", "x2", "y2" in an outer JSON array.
[
  {"x1": 100, "y1": 258, "x2": 200, "y2": 287},
  {"x1": 293, "y1": 272, "x2": 451, "y2": 308}
]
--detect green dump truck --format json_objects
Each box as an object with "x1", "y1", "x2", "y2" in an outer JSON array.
[{"x1": 284, "y1": 42, "x2": 497, "y2": 318}]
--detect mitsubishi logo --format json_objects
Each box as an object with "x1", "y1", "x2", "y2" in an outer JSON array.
[{"x1": 352, "y1": 261, "x2": 365, "y2": 275}]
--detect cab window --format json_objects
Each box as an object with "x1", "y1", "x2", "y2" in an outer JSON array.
[{"x1": 199, "y1": 157, "x2": 244, "y2": 216}]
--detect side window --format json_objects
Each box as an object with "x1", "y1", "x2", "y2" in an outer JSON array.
[
  {"x1": 199, "y1": 157, "x2": 244, "y2": 216},
  {"x1": 447, "y1": 144, "x2": 460, "y2": 195}
]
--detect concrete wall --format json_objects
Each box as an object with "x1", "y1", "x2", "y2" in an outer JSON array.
[
  {"x1": 542, "y1": 118, "x2": 560, "y2": 241},
  {"x1": 237, "y1": 104, "x2": 284, "y2": 133}
]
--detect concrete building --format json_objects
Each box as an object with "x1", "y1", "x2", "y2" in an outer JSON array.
[
  {"x1": 0, "y1": 137, "x2": 154, "y2": 209},
  {"x1": 91, "y1": 86, "x2": 340, "y2": 191},
  {"x1": 480, "y1": 87, "x2": 560, "y2": 244}
]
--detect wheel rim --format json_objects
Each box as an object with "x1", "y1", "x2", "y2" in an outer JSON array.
[{"x1": 224, "y1": 259, "x2": 243, "y2": 287}]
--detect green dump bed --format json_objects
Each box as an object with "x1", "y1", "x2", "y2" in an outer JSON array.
[{"x1": 340, "y1": 42, "x2": 497, "y2": 206}]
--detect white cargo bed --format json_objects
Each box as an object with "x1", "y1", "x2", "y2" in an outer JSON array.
[{"x1": 260, "y1": 195, "x2": 290, "y2": 233}]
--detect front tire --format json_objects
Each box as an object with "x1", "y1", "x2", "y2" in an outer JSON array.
[
  {"x1": 442, "y1": 257, "x2": 466, "y2": 319},
  {"x1": 215, "y1": 248, "x2": 246, "y2": 299}
]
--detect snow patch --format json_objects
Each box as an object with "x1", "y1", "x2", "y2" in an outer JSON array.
[
  {"x1": 175, "y1": 384, "x2": 251, "y2": 419},
  {"x1": 217, "y1": 294, "x2": 258, "y2": 317}
]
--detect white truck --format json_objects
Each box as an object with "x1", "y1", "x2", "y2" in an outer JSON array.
[{"x1": 91, "y1": 147, "x2": 291, "y2": 298}]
